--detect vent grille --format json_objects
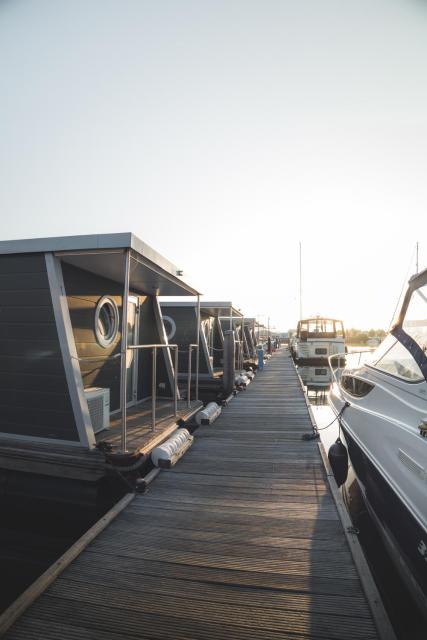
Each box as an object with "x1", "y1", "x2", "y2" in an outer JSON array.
[
  {"x1": 85, "y1": 388, "x2": 110, "y2": 434},
  {"x1": 398, "y1": 449, "x2": 426, "y2": 482}
]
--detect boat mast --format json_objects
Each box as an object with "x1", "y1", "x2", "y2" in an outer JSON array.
[
  {"x1": 416, "y1": 241, "x2": 419, "y2": 274},
  {"x1": 299, "y1": 241, "x2": 302, "y2": 320}
]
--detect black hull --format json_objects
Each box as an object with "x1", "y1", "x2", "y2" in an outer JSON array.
[{"x1": 341, "y1": 423, "x2": 427, "y2": 616}]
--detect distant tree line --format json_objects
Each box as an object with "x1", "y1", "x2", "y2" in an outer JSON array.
[{"x1": 346, "y1": 328, "x2": 387, "y2": 345}]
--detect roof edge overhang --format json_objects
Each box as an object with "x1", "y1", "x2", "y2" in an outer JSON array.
[
  {"x1": 0, "y1": 232, "x2": 200, "y2": 296},
  {"x1": 160, "y1": 300, "x2": 243, "y2": 317}
]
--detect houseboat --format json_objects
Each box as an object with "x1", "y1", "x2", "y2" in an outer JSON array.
[
  {"x1": 160, "y1": 301, "x2": 244, "y2": 402},
  {"x1": 0, "y1": 233, "x2": 202, "y2": 507},
  {"x1": 293, "y1": 316, "x2": 346, "y2": 366},
  {"x1": 329, "y1": 266, "x2": 427, "y2": 616}
]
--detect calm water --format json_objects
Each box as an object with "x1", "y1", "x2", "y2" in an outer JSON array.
[
  {"x1": 0, "y1": 498, "x2": 105, "y2": 613},
  {"x1": 299, "y1": 349, "x2": 425, "y2": 640}
]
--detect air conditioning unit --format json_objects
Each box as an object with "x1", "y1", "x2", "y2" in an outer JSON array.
[{"x1": 84, "y1": 387, "x2": 110, "y2": 434}]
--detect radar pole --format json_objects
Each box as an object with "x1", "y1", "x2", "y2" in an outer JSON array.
[{"x1": 299, "y1": 241, "x2": 302, "y2": 320}]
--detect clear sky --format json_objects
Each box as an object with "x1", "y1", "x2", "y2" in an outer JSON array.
[{"x1": 0, "y1": 0, "x2": 425, "y2": 330}]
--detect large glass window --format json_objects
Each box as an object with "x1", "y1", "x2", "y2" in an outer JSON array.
[
  {"x1": 403, "y1": 284, "x2": 427, "y2": 354},
  {"x1": 335, "y1": 321, "x2": 344, "y2": 337},
  {"x1": 299, "y1": 318, "x2": 338, "y2": 338},
  {"x1": 374, "y1": 338, "x2": 423, "y2": 381}
]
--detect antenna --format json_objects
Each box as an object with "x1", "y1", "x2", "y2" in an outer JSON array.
[
  {"x1": 388, "y1": 243, "x2": 417, "y2": 331},
  {"x1": 299, "y1": 241, "x2": 302, "y2": 320}
]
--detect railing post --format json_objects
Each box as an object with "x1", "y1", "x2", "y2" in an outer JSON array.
[
  {"x1": 174, "y1": 346, "x2": 178, "y2": 417},
  {"x1": 223, "y1": 329, "x2": 235, "y2": 395},
  {"x1": 187, "y1": 345, "x2": 192, "y2": 408},
  {"x1": 152, "y1": 346, "x2": 157, "y2": 431},
  {"x1": 195, "y1": 295, "x2": 200, "y2": 402},
  {"x1": 120, "y1": 249, "x2": 130, "y2": 453}
]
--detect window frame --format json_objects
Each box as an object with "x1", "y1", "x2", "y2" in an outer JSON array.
[{"x1": 94, "y1": 296, "x2": 120, "y2": 348}]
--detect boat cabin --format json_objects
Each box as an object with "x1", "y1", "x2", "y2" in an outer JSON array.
[
  {"x1": 293, "y1": 316, "x2": 346, "y2": 365},
  {"x1": 0, "y1": 233, "x2": 202, "y2": 505},
  {"x1": 160, "y1": 301, "x2": 243, "y2": 402}
]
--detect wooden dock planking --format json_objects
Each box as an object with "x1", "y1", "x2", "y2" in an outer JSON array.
[
  {"x1": 100, "y1": 399, "x2": 202, "y2": 454},
  {"x1": 4, "y1": 348, "x2": 384, "y2": 639}
]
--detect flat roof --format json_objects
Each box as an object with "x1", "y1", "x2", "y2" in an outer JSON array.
[
  {"x1": 161, "y1": 300, "x2": 243, "y2": 317},
  {"x1": 0, "y1": 233, "x2": 200, "y2": 296},
  {"x1": 299, "y1": 317, "x2": 343, "y2": 323}
]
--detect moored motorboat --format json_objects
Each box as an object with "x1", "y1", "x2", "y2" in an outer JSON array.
[
  {"x1": 293, "y1": 316, "x2": 346, "y2": 366},
  {"x1": 329, "y1": 267, "x2": 427, "y2": 616}
]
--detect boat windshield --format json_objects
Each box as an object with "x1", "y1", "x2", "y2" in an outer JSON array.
[
  {"x1": 371, "y1": 282, "x2": 427, "y2": 382},
  {"x1": 299, "y1": 318, "x2": 342, "y2": 338},
  {"x1": 403, "y1": 284, "x2": 427, "y2": 354}
]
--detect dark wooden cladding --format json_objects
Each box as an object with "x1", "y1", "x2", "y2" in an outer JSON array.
[
  {"x1": 0, "y1": 306, "x2": 54, "y2": 323},
  {"x1": 137, "y1": 297, "x2": 173, "y2": 399},
  {"x1": 0, "y1": 254, "x2": 78, "y2": 442},
  {"x1": 0, "y1": 272, "x2": 51, "y2": 291},
  {"x1": 162, "y1": 306, "x2": 210, "y2": 375},
  {"x1": 212, "y1": 317, "x2": 224, "y2": 368},
  {"x1": 62, "y1": 263, "x2": 122, "y2": 411},
  {"x1": 0, "y1": 323, "x2": 60, "y2": 340},
  {"x1": 0, "y1": 254, "x2": 46, "y2": 275},
  {"x1": 0, "y1": 372, "x2": 68, "y2": 394},
  {"x1": 0, "y1": 290, "x2": 53, "y2": 307},
  {"x1": 0, "y1": 356, "x2": 65, "y2": 376},
  {"x1": 62, "y1": 262, "x2": 173, "y2": 411}
]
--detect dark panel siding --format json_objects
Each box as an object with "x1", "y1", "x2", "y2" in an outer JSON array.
[
  {"x1": 0, "y1": 356, "x2": 65, "y2": 376},
  {"x1": 0, "y1": 306, "x2": 55, "y2": 323},
  {"x1": 63, "y1": 262, "x2": 174, "y2": 408},
  {"x1": 138, "y1": 298, "x2": 173, "y2": 399},
  {"x1": 0, "y1": 254, "x2": 78, "y2": 441},
  {"x1": 0, "y1": 290, "x2": 53, "y2": 306},
  {"x1": 161, "y1": 306, "x2": 210, "y2": 375},
  {"x1": 0, "y1": 254, "x2": 46, "y2": 274},
  {"x1": 0, "y1": 272, "x2": 51, "y2": 290},
  {"x1": 0, "y1": 372, "x2": 68, "y2": 394},
  {"x1": 0, "y1": 322, "x2": 60, "y2": 340},
  {"x1": 62, "y1": 263, "x2": 123, "y2": 412},
  {"x1": 213, "y1": 318, "x2": 224, "y2": 368}
]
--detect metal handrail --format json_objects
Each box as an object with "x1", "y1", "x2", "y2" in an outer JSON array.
[
  {"x1": 187, "y1": 344, "x2": 198, "y2": 408},
  {"x1": 127, "y1": 344, "x2": 179, "y2": 432}
]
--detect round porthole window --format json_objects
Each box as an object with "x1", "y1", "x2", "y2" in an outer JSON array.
[
  {"x1": 95, "y1": 297, "x2": 119, "y2": 348},
  {"x1": 162, "y1": 315, "x2": 176, "y2": 341}
]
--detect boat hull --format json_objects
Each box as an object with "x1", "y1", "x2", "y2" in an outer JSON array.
[{"x1": 338, "y1": 419, "x2": 427, "y2": 616}]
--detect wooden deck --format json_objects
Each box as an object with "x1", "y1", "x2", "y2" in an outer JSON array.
[
  {"x1": 99, "y1": 399, "x2": 202, "y2": 455},
  {"x1": 4, "y1": 348, "x2": 383, "y2": 639}
]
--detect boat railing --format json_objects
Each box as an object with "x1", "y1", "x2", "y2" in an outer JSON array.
[
  {"x1": 124, "y1": 342, "x2": 197, "y2": 450},
  {"x1": 328, "y1": 348, "x2": 374, "y2": 384},
  {"x1": 127, "y1": 344, "x2": 181, "y2": 434},
  {"x1": 185, "y1": 344, "x2": 199, "y2": 409}
]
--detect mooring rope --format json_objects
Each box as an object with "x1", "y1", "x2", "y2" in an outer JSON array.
[{"x1": 302, "y1": 402, "x2": 349, "y2": 440}]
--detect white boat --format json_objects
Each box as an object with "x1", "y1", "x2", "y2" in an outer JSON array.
[
  {"x1": 329, "y1": 267, "x2": 427, "y2": 616},
  {"x1": 293, "y1": 316, "x2": 346, "y2": 365}
]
